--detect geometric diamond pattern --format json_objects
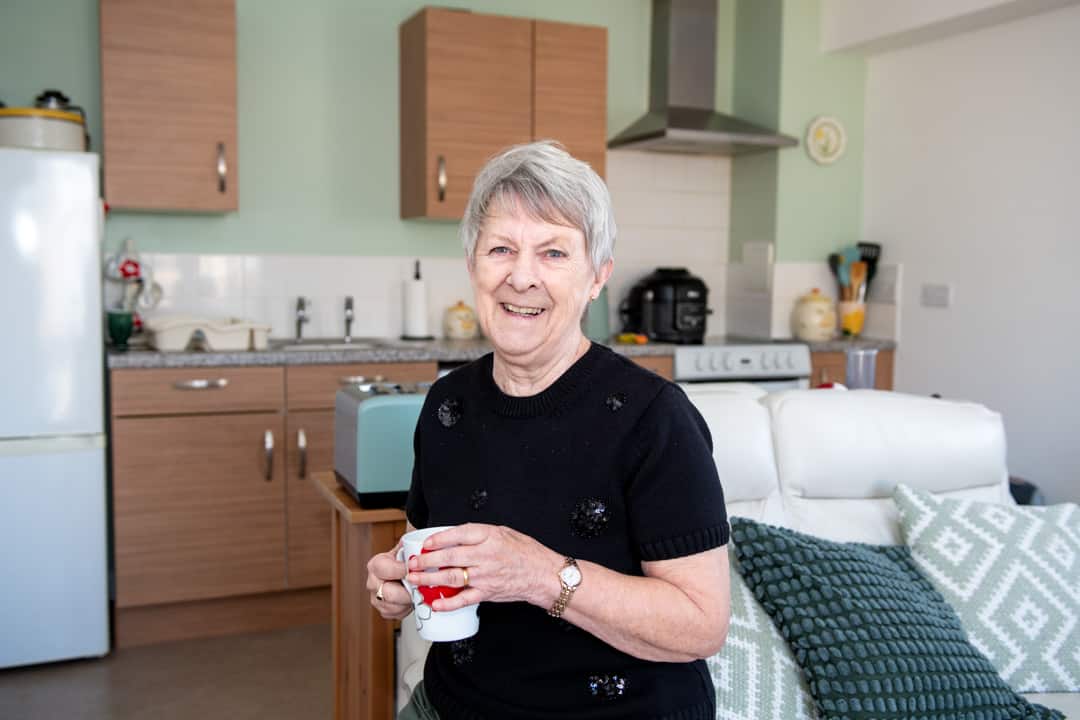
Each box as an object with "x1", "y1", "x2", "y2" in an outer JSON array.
[
  {"x1": 894, "y1": 483, "x2": 1080, "y2": 693},
  {"x1": 707, "y1": 545, "x2": 818, "y2": 719}
]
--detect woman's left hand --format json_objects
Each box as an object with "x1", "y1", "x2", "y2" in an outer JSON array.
[{"x1": 405, "y1": 523, "x2": 557, "y2": 612}]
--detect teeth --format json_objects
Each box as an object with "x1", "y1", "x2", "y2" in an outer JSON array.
[{"x1": 503, "y1": 303, "x2": 544, "y2": 316}]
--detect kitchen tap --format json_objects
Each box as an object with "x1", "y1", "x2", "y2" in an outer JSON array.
[
  {"x1": 344, "y1": 296, "x2": 354, "y2": 343},
  {"x1": 296, "y1": 297, "x2": 310, "y2": 341}
]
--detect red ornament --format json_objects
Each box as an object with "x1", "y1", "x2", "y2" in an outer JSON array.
[{"x1": 119, "y1": 259, "x2": 141, "y2": 278}]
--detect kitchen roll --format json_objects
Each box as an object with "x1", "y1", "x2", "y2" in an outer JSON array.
[{"x1": 402, "y1": 277, "x2": 431, "y2": 339}]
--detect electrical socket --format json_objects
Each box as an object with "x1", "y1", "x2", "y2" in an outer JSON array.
[{"x1": 920, "y1": 283, "x2": 952, "y2": 308}]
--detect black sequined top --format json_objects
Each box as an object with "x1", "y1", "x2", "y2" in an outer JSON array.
[{"x1": 406, "y1": 342, "x2": 729, "y2": 720}]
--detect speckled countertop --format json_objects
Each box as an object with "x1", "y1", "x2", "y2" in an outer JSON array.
[
  {"x1": 107, "y1": 335, "x2": 896, "y2": 369},
  {"x1": 106, "y1": 337, "x2": 682, "y2": 369},
  {"x1": 802, "y1": 337, "x2": 897, "y2": 353}
]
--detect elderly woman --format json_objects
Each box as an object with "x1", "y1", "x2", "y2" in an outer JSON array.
[{"x1": 367, "y1": 141, "x2": 730, "y2": 719}]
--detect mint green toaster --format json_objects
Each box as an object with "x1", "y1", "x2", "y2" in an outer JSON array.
[{"x1": 334, "y1": 383, "x2": 428, "y2": 507}]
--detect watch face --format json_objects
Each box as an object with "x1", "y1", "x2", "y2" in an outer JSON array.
[{"x1": 559, "y1": 563, "x2": 582, "y2": 588}]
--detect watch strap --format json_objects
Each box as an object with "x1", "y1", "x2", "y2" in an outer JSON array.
[{"x1": 547, "y1": 557, "x2": 579, "y2": 618}]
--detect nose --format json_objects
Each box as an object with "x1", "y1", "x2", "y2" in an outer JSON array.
[{"x1": 504, "y1": 250, "x2": 539, "y2": 292}]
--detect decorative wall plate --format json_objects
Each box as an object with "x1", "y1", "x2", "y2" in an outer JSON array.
[{"x1": 806, "y1": 116, "x2": 846, "y2": 165}]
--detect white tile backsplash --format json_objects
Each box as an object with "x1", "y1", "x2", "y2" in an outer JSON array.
[{"x1": 142, "y1": 150, "x2": 733, "y2": 341}]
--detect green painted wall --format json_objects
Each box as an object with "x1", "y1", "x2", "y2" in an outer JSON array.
[
  {"x1": 775, "y1": 0, "x2": 864, "y2": 262},
  {"x1": 728, "y1": 0, "x2": 864, "y2": 263},
  {"x1": 729, "y1": 0, "x2": 782, "y2": 262},
  {"x1": 0, "y1": 0, "x2": 652, "y2": 256}
]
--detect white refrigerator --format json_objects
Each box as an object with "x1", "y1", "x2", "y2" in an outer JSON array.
[{"x1": 0, "y1": 148, "x2": 109, "y2": 668}]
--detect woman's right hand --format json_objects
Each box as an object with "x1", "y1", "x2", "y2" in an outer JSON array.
[{"x1": 366, "y1": 539, "x2": 413, "y2": 620}]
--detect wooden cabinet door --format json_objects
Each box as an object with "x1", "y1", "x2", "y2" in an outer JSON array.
[
  {"x1": 113, "y1": 412, "x2": 286, "y2": 606},
  {"x1": 400, "y1": 8, "x2": 533, "y2": 219},
  {"x1": 633, "y1": 355, "x2": 673, "y2": 380},
  {"x1": 810, "y1": 351, "x2": 846, "y2": 388},
  {"x1": 100, "y1": 0, "x2": 238, "y2": 211},
  {"x1": 534, "y1": 20, "x2": 608, "y2": 178},
  {"x1": 286, "y1": 411, "x2": 334, "y2": 588}
]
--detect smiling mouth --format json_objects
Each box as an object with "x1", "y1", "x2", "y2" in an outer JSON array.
[{"x1": 501, "y1": 302, "x2": 545, "y2": 317}]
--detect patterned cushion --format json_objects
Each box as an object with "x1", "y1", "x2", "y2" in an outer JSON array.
[
  {"x1": 708, "y1": 545, "x2": 818, "y2": 719},
  {"x1": 730, "y1": 517, "x2": 1064, "y2": 720},
  {"x1": 894, "y1": 483, "x2": 1080, "y2": 693}
]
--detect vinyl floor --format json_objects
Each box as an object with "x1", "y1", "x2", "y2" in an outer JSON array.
[{"x1": 0, "y1": 624, "x2": 332, "y2": 720}]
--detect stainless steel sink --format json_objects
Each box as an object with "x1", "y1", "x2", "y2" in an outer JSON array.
[{"x1": 271, "y1": 338, "x2": 382, "y2": 352}]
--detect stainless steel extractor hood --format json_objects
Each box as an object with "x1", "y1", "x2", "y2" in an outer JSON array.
[{"x1": 608, "y1": 0, "x2": 797, "y2": 156}]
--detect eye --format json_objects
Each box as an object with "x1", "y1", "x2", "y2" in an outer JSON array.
[
  {"x1": 488, "y1": 246, "x2": 511, "y2": 255},
  {"x1": 544, "y1": 249, "x2": 568, "y2": 259}
]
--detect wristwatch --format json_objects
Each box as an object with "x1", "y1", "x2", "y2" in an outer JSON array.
[{"x1": 548, "y1": 557, "x2": 581, "y2": 618}]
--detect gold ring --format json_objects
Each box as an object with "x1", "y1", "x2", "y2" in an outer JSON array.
[
  {"x1": 376, "y1": 582, "x2": 385, "y2": 601},
  {"x1": 462, "y1": 568, "x2": 470, "y2": 587}
]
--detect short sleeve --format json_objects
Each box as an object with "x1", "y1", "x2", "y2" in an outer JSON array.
[
  {"x1": 405, "y1": 419, "x2": 429, "y2": 529},
  {"x1": 626, "y1": 384, "x2": 729, "y2": 561}
]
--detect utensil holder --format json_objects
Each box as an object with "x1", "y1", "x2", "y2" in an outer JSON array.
[{"x1": 837, "y1": 300, "x2": 866, "y2": 337}]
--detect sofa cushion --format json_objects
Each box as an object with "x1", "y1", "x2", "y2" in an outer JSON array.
[
  {"x1": 682, "y1": 386, "x2": 784, "y2": 524},
  {"x1": 894, "y1": 483, "x2": 1080, "y2": 693},
  {"x1": 731, "y1": 517, "x2": 1064, "y2": 720},
  {"x1": 763, "y1": 390, "x2": 1012, "y2": 544},
  {"x1": 708, "y1": 544, "x2": 817, "y2": 719}
]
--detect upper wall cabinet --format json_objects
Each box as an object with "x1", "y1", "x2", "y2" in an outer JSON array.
[
  {"x1": 100, "y1": 0, "x2": 238, "y2": 212},
  {"x1": 399, "y1": 8, "x2": 607, "y2": 220}
]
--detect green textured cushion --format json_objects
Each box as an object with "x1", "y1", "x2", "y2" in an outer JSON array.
[
  {"x1": 730, "y1": 517, "x2": 1064, "y2": 720},
  {"x1": 894, "y1": 483, "x2": 1080, "y2": 693},
  {"x1": 708, "y1": 545, "x2": 818, "y2": 719}
]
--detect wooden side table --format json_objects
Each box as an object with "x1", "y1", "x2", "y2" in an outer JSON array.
[{"x1": 314, "y1": 471, "x2": 406, "y2": 720}]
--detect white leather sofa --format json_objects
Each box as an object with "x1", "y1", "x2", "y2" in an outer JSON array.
[{"x1": 397, "y1": 388, "x2": 1078, "y2": 716}]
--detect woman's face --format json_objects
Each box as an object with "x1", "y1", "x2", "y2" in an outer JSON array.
[{"x1": 469, "y1": 202, "x2": 611, "y2": 364}]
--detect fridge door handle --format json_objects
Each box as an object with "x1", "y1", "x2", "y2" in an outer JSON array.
[{"x1": 263, "y1": 430, "x2": 274, "y2": 482}]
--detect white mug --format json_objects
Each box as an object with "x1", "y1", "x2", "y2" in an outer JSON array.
[{"x1": 396, "y1": 526, "x2": 480, "y2": 642}]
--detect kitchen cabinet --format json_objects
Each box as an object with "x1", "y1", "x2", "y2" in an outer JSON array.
[
  {"x1": 100, "y1": 0, "x2": 238, "y2": 211},
  {"x1": 283, "y1": 362, "x2": 438, "y2": 588},
  {"x1": 810, "y1": 349, "x2": 894, "y2": 390},
  {"x1": 632, "y1": 355, "x2": 674, "y2": 380},
  {"x1": 110, "y1": 360, "x2": 438, "y2": 645},
  {"x1": 399, "y1": 8, "x2": 607, "y2": 220},
  {"x1": 112, "y1": 367, "x2": 286, "y2": 607}
]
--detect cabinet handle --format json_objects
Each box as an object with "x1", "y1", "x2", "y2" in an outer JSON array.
[
  {"x1": 264, "y1": 429, "x2": 274, "y2": 481},
  {"x1": 217, "y1": 142, "x2": 227, "y2": 193},
  {"x1": 339, "y1": 374, "x2": 385, "y2": 386},
  {"x1": 297, "y1": 428, "x2": 308, "y2": 479},
  {"x1": 436, "y1": 155, "x2": 446, "y2": 202},
  {"x1": 173, "y1": 378, "x2": 229, "y2": 390}
]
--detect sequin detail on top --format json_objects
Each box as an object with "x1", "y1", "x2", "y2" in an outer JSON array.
[
  {"x1": 605, "y1": 393, "x2": 627, "y2": 412},
  {"x1": 449, "y1": 637, "x2": 476, "y2": 666},
  {"x1": 437, "y1": 398, "x2": 463, "y2": 427},
  {"x1": 570, "y1": 498, "x2": 610, "y2": 539},
  {"x1": 588, "y1": 674, "x2": 628, "y2": 700},
  {"x1": 470, "y1": 489, "x2": 488, "y2": 511}
]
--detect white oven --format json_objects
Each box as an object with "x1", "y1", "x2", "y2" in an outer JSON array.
[{"x1": 673, "y1": 341, "x2": 812, "y2": 397}]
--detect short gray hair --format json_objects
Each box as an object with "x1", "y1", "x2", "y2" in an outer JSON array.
[{"x1": 460, "y1": 141, "x2": 616, "y2": 274}]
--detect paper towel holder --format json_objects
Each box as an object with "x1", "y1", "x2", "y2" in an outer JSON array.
[{"x1": 402, "y1": 259, "x2": 435, "y2": 341}]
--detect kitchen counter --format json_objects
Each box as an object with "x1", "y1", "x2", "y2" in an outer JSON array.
[
  {"x1": 106, "y1": 338, "x2": 681, "y2": 369},
  {"x1": 802, "y1": 336, "x2": 897, "y2": 353}
]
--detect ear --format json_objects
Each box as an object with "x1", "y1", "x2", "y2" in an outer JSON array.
[{"x1": 591, "y1": 260, "x2": 614, "y2": 299}]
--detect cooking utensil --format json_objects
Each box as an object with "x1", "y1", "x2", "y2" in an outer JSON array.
[
  {"x1": 850, "y1": 261, "x2": 868, "y2": 303},
  {"x1": 857, "y1": 242, "x2": 881, "y2": 288}
]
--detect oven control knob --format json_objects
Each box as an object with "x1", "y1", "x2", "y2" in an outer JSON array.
[
  {"x1": 709, "y1": 353, "x2": 722, "y2": 372},
  {"x1": 761, "y1": 352, "x2": 771, "y2": 370},
  {"x1": 785, "y1": 353, "x2": 795, "y2": 370},
  {"x1": 722, "y1": 353, "x2": 734, "y2": 371},
  {"x1": 695, "y1": 353, "x2": 707, "y2": 372}
]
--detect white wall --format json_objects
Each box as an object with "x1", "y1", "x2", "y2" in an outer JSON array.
[
  {"x1": 862, "y1": 3, "x2": 1080, "y2": 502},
  {"x1": 821, "y1": 0, "x2": 1079, "y2": 53},
  {"x1": 136, "y1": 152, "x2": 732, "y2": 342}
]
